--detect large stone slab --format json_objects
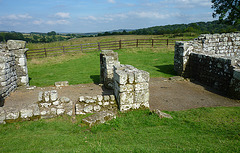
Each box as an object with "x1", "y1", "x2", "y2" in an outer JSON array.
[{"x1": 82, "y1": 111, "x2": 117, "y2": 127}]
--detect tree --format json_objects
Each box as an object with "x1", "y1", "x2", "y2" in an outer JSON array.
[
  {"x1": 47, "y1": 31, "x2": 56, "y2": 36},
  {"x1": 211, "y1": 0, "x2": 240, "y2": 25}
]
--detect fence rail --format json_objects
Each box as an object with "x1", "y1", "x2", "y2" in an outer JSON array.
[{"x1": 26, "y1": 38, "x2": 189, "y2": 59}]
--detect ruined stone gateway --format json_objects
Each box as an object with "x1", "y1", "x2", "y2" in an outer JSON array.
[
  {"x1": 0, "y1": 42, "x2": 150, "y2": 124},
  {"x1": 1, "y1": 32, "x2": 239, "y2": 125},
  {"x1": 174, "y1": 33, "x2": 240, "y2": 99}
]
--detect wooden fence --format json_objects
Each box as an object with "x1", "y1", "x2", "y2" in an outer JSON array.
[{"x1": 26, "y1": 38, "x2": 189, "y2": 59}]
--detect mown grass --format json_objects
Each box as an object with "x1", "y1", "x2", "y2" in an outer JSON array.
[
  {"x1": 28, "y1": 47, "x2": 175, "y2": 87},
  {"x1": 0, "y1": 107, "x2": 239, "y2": 152}
]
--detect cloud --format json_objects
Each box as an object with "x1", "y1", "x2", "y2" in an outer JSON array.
[
  {"x1": 4, "y1": 14, "x2": 32, "y2": 20},
  {"x1": 79, "y1": 13, "x2": 128, "y2": 24},
  {"x1": 173, "y1": 0, "x2": 212, "y2": 8},
  {"x1": 107, "y1": 0, "x2": 116, "y2": 4},
  {"x1": 33, "y1": 20, "x2": 44, "y2": 25},
  {"x1": 55, "y1": 12, "x2": 70, "y2": 18},
  {"x1": 33, "y1": 18, "x2": 70, "y2": 25},
  {"x1": 46, "y1": 19, "x2": 70, "y2": 25},
  {"x1": 132, "y1": 11, "x2": 179, "y2": 19},
  {"x1": 82, "y1": 11, "x2": 178, "y2": 20}
]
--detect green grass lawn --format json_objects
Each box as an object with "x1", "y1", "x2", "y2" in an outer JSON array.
[
  {"x1": 0, "y1": 107, "x2": 239, "y2": 152},
  {"x1": 28, "y1": 47, "x2": 175, "y2": 87}
]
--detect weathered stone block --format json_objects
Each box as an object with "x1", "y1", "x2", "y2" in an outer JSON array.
[
  {"x1": 55, "y1": 81, "x2": 69, "y2": 87},
  {"x1": 85, "y1": 99, "x2": 95, "y2": 103},
  {"x1": 103, "y1": 95, "x2": 110, "y2": 101},
  {"x1": 119, "y1": 92, "x2": 134, "y2": 105},
  {"x1": 134, "y1": 70, "x2": 150, "y2": 83},
  {"x1": 84, "y1": 105, "x2": 93, "y2": 113},
  {"x1": 44, "y1": 91, "x2": 50, "y2": 102},
  {"x1": 134, "y1": 83, "x2": 149, "y2": 91},
  {"x1": 110, "y1": 95, "x2": 115, "y2": 101},
  {"x1": 94, "y1": 105, "x2": 101, "y2": 112},
  {"x1": 20, "y1": 108, "x2": 33, "y2": 118},
  {"x1": 82, "y1": 111, "x2": 117, "y2": 127},
  {"x1": 60, "y1": 97, "x2": 70, "y2": 103},
  {"x1": 118, "y1": 84, "x2": 134, "y2": 92},
  {"x1": 103, "y1": 102, "x2": 110, "y2": 106},
  {"x1": 57, "y1": 109, "x2": 65, "y2": 115},
  {"x1": 153, "y1": 109, "x2": 173, "y2": 119},
  {"x1": 7, "y1": 40, "x2": 26, "y2": 50},
  {"x1": 5, "y1": 107, "x2": 19, "y2": 120},
  {"x1": 135, "y1": 89, "x2": 149, "y2": 104},
  {"x1": 79, "y1": 96, "x2": 84, "y2": 102},
  {"x1": 50, "y1": 90, "x2": 58, "y2": 102},
  {"x1": 97, "y1": 95, "x2": 103, "y2": 101},
  {"x1": 119, "y1": 104, "x2": 132, "y2": 112},
  {"x1": 53, "y1": 101, "x2": 60, "y2": 106}
]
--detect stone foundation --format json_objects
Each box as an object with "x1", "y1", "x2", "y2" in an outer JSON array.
[{"x1": 0, "y1": 49, "x2": 150, "y2": 124}]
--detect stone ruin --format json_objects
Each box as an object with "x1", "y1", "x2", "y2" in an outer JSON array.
[
  {"x1": 0, "y1": 47, "x2": 150, "y2": 125},
  {"x1": 0, "y1": 40, "x2": 29, "y2": 106},
  {"x1": 100, "y1": 50, "x2": 150, "y2": 111},
  {"x1": 174, "y1": 33, "x2": 240, "y2": 99}
]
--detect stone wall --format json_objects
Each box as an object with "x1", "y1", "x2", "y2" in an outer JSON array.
[
  {"x1": 0, "y1": 51, "x2": 17, "y2": 106},
  {"x1": 174, "y1": 33, "x2": 240, "y2": 99},
  {"x1": 8, "y1": 40, "x2": 29, "y2": 86},
  {"x1": 100, "y1": 50, "x2": 120, "y2": 89},
  {"x1": 100, "y1": 50, "x2": 150, "y2": 111},
  {"x1": 113, "y1": 64, "x2": 150, "y2": 111},
  {"x1": 0, "y1": 40, "x2": 29, "y2": 105}
]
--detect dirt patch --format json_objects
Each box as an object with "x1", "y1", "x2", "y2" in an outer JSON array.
[
  {"x1": 149, "y1": 78, "x2": 240, "y2": 111},
  {"x1": 4, "y1": 77, "x2": 240, "y2": 111}
]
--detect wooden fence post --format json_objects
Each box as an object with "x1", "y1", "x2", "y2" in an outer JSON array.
[
  {"x1": 44, "y1": 48, "x2": 47, "y2": 57},
  {"x1": 63, "y1": 46, "x2": 65, "y2": 54},
  {"x1": 98, "y1": 42, "x2": 101, "y2": 51},
  {"x1": 152, "y1": 39, "x2": 154, "y2": 47},
  {"x1": 81, "y1": 44, "x2": 83, "y2": 52},
  {"x1": 119, "y1": 40, "x2": 122, "y2": 49},
  {"x1": 167, "y1": 39, "x2": 169, "y2": 47},
  {"x1": 136, "y1": 39, "x2": 139, "y2": 47}
]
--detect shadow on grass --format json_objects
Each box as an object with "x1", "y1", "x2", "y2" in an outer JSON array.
[
  {"x1": 90, "y1": 75, "x2": 100, "y2": 85},
  {"x1": 155, "y1": 64, "x2": 176, "y2": 76}
]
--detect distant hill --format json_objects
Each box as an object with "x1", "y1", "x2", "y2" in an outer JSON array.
[{"x1": 130, "y1": 20, "x2": 240, "y2": 35}]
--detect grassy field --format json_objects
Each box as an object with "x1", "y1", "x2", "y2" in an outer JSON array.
[
  {"x1": 0, "y1": 107, "x2": 239, "y2": 152},
  {"x1": 26, "y1": 34, "x2": 196, "y2": 50},
  {"x1": 28, "y1": 47, "x2": 175, "y2": 87}
]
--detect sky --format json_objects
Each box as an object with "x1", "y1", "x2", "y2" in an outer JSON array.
[{"x1": 0, "y1": 0, "x2": 215, "y2": 33}]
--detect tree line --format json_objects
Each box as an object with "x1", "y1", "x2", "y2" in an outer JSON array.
[
  {"x1": 98, "y1": 20, "x2": 240, "y2": 37},
  {"x1": 1, "y1": 20, "x2": 239, "y2": 43}
]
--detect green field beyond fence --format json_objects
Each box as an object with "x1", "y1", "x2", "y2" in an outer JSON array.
[{"x1": 26, "y1": 38, "x2": 189, "y2": 59}]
